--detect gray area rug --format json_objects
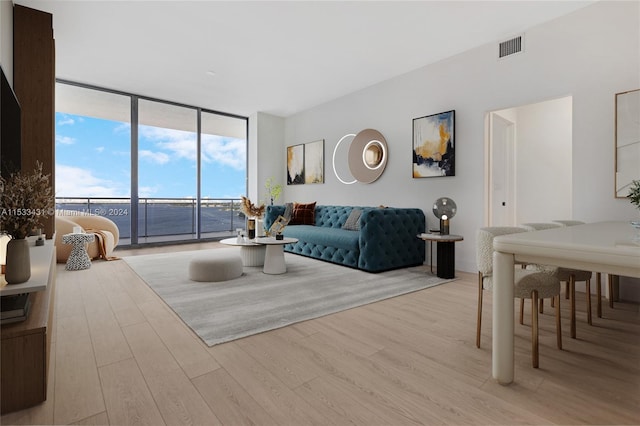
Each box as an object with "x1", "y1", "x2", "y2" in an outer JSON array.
[{"x1": 123, "y1": 249, "x2": 453, "y2": 346}]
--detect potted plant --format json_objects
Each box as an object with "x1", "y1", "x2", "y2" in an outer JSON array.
[
  {"x1": 264, "y1": 177, "x2": 282, "y2": 206},
  {"x1": 0, "y1": 162, "x2": 54, "y2": 283}
]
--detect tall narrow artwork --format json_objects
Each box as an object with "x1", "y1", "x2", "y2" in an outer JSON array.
[
  {"x1": 287, "y1": 144, "x2": 304, "y2": 185},
  {"x1": 304, "y1": 140, "x2": 324, "y2": 184},
  {"x1": 412, "y1": 110, "x2": 455, "y2": 178}
]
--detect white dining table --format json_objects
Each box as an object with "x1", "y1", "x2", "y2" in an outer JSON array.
[{"x1": 492, "y1": 221, "x2": 640, "y2": 384}]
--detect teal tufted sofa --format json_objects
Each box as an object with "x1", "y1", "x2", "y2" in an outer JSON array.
[{"x1": 264, "y1": 205, "x2": 425, "y2": 272}]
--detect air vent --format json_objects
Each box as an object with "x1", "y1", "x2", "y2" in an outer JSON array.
[{"x1": 498, "y1": 35, "x2": 524, "y2": 59}]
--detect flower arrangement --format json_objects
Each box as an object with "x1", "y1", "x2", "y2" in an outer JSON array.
[
  {"x1": 0, "y1": 162, "x2": 54, "y2": 239},
  {"x1": 629, "y1": 180, "x2": 640, "y2": 211},
  {"x1": 264, "y1": 177, "x2": 282, "y2": 206},
  {"x1": 240, "y1": 196, "x2": 265, "y2": 218}
]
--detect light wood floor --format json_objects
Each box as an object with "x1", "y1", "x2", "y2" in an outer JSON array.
[{"x1": 2, "y1": 242, "x2": 639, "y2": 425}]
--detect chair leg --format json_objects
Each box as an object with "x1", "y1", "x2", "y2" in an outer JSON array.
[
  {"x1": 555, "y1": 295, "x2": 562, "y2": 350},
  {"x1": 586, "y1": 279, "x2": 592, "y2": 325},
  {"x1": 608, "y1": 274, "x2": 615, "y2": 309},
  {"x1": 519, "y1": 298, "x2": 525, "y2": 325},
  {"x1": 532, "y1": 290, "x2": 539, "y2": 368},
  {"x1": 570, "y1": 275, "x2": 576, "y2": 339},
  {"x1": 476, "y1": 272, "x2": 483, "y2": 348},
  {"x1": 565, "y1": 281, "x2": 570, "y2": 299},
  {"x1": 596, "y1": 272, "x2": 602, "y2": 318},
  {"x1": 539, "y1": 299, "x2": 544, "y2": 314}
]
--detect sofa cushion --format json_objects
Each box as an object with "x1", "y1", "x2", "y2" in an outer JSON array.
[
  {"x1": 290, "y1": 202, "x2": 316, "y2": 225},
  {"x1": 283, "y1": 225, "x2": 359, "y2": 251},
  {"x1": 341, "y1": 208, "x2": 362, "y2": 231}
]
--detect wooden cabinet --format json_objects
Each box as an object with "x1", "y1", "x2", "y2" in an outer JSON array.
[{"x1": 0, "y1": 241, "x2": 56, "y2": 414}]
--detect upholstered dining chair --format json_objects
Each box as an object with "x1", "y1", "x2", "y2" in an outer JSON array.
[
  {"x1": 521, "y1": 222, "x2": 592, "y2": 339},
  {"x1": 476, "y1": 227, "x2": 562, "y2": 368},
  {"x1": 552, "y1": 220, "x2": 613, "y2": 319}
]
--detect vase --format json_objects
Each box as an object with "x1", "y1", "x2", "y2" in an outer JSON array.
[{"x1": 5, "y1": 238, "x2": 31, "y2": 284}]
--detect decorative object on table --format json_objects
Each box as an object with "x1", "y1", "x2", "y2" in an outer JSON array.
[
  {"x1": 287, "y1": 144, "x2": 304, "y2": 185},
  {"x1": 0, "y1": 162, "x2": 53, "y2": 284},
  {"x1": 304, "y1": 139, "x2": 324, "y2": 184},
  {"x1": 269, "y1": 215, "x2": 289, "y2": 239},
  {"x1": 628, "y1": 179, "x2": 640, "y2": 210},
  {"x1": 240, "y1": 196, "x2": 264, "y2": 239},
  {"x1": 413, "y1": 110, "x2": 455, "y2": 178},
  {"x1": 62, "y1": 232, "x2": 95, "y2": 270},
  {"x1": 264, "y1": 177, "x2": 282, "y2": 205},
  {"x1": 0, "y1": 231, "x2": 10, "y2": 274},
  {"x1": 332, "y1": 129, "x2": 388, "y2": 185},
  {"x1": 615, "y1": 89, "x2": 640, "y2": 198},
  {"x1": 432, "y1": 197, "x2": 457, "y2": 235}
]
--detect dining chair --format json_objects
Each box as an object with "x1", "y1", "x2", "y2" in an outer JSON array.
[
  {"x1": 476, "y1": 227, "x2": 562, "y2": 368},
  {"x1": 552, "y1": 220, "x2": 613, "y2": 318},
  {"x1": 521, "y1": 222, "x2": 592, "y2": 339}
]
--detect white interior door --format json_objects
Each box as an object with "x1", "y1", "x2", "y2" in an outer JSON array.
[{"x1": 489, "y1": 113, "x2": 515, "y2": 226}]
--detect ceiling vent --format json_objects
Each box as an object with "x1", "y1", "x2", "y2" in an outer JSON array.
[{"x1": 498, "y1": 35, "x2": 524, "y2": 59}]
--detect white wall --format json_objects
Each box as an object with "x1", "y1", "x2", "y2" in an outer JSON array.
[
  {"x1": 250, "y1": 112, "x2": 285, "y2": 205},
  {"x1": 266, "y1": 1, "x2": 639, "y2": 273},
  {"x1": 0, "y1": 0, "x2": 13, "y2": 82}
]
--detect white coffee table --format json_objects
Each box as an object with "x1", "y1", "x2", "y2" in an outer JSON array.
[
  {"x1": 254, "y1": 236, "x2": 299, "y2": 274},
  {"x1": 219, "y1": 237, "x2": 266, "y2": 266}
]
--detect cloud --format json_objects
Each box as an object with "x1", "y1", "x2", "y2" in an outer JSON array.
[
  {"x1": 139, "y1": 149, "x2": 170, "y2": 164},
  {"x1": 56, "y1": 135, "x2": 76, "y2": 145},
  {"x1": 96, "y1": 146, "x2": 105, "y2": 153},
  {"x1": 202, "y1": 135, "x2": 246, "y2": 170},
  {"x1": 55, "y1": 164, "x2": 128, "y2": 198},
  {"x1": 114, "y1": 122, "x2": 131, "y2": 134},
  {"x1": 138, "y1": 185, "x2": 161, "y2": 198},
  {"x1": 57, "y1": 116, "x2": 75, "y2": 126},
  {"x1": 138, "y1": 126, "x2": 246, "y2": 170}
]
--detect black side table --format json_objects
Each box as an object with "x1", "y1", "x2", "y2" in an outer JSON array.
[{"x1": 417, "y1": 233, "x2": 464, "y2": 279}]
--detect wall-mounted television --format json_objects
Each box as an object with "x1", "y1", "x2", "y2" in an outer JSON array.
[{"x1": 1, "y1": 64, "x2": 22, "y2": 178}]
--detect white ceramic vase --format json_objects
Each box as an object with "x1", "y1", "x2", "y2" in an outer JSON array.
[{"x1": 5, "y1": 238, "x2": 31, "y2": 284}]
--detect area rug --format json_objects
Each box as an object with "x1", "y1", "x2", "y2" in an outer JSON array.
[{"x1": 123, "y1": 249, "x2": 453, "y2": 346}]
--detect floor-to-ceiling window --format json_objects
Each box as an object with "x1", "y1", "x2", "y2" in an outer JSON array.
[{"x1": 55, "y1": 81, "x2": 248, "y2": 245}]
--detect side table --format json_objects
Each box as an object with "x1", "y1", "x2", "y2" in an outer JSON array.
[
  {"x1": 62, "y1": 233, "x2": 95, "y2": 270},
  {"x1": 254, "y1": 236, "x2": 299, "y2": 274},
  {"x1": 417, "y1": 233, "x2": 464, "y2": 279}
]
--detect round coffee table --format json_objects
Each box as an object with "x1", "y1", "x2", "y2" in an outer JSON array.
[
  {"x1": 254, "y1": 236, "x2": 298, "y2": 274},
  {"x1": 219, "y1": 237, "x2": 266, "y2": 266}
]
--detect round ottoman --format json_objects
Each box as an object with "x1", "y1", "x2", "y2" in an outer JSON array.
[{"x1": 188, "y1": 252, "x2": 243, "y2": 282}]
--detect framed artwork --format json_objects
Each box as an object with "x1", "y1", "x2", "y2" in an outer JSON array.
[
  {"x1": 287, "y1": 144, "x2": 304, "y2": 185},
  {"x1": 304, "y1": 139, "x2": 324, "y2": 184},
  {"x1": 615, "y1": 89, "x2": 640, "y2": 198},
  {"x1": 412, "y1": 110, "x2": 455, "y2": 178}
]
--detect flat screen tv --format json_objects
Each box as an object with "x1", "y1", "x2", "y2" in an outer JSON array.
[{"x1": 1, "y1": 64, "x2": 22, "y2": 178}]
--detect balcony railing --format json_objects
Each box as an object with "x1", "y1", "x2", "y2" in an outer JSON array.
[{"x1": 55, "y1": 197, "x2": 245, "y2": 244}]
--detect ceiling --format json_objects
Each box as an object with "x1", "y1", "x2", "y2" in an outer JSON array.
[{"x1": 16, "y1": 0, "x2": 595, "y2": 118}]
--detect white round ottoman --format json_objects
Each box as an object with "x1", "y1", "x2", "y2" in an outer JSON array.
[{"x1": 188, "y1": 252, "x2": 243, "y2": 282}]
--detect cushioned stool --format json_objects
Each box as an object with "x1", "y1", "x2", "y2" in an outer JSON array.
[{"x1": 188, "y1": 252, "x2": 243, "y2": 282}]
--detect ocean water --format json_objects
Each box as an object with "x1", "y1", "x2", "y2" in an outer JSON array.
[{"x1": 57, "y1": 202, "x2": 245, "y2": 239}]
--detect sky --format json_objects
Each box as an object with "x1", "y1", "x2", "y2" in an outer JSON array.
[{"x1": 55, "y1": 112, "x2": 247, "y2": 200}]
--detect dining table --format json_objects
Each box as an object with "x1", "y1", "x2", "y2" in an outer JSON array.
[{"x1": 492, "y1": 221, "x2": 640, "y2": 384}]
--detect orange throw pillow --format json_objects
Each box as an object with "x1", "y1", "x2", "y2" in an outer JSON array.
[{"x1": 290, "y1": 202, "x2": 316, "y2": 225}]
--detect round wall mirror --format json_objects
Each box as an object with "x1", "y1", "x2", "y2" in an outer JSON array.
[{"x1": 363, "y1": 140, "x2": 385, "y2": 170}]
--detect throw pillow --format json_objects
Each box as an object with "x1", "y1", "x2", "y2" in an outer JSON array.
[
  {"x1": 290, "y1": 202, "x2": 316, "y2": 225},
  {"x1": 342, "y1": 208, "x2": 362, "y2": 231},
  {"x1": 283, "y1": 202, "x2": 293, "y2": 222}
]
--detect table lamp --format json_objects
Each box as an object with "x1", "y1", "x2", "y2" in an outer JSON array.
[{"x1": 433, "y1": 197, "x2": 457, "y2": 235}]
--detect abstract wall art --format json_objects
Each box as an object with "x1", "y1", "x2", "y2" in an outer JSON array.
[
  {"x1": 287, "y1": 144, "x2": 304, "y2": 185},
  {"x1": 304, "y1": 139, "x2": 324, "y2": 184},
  {"x1": 412, "y1": 110, "x2": 455, "y2": 178}
]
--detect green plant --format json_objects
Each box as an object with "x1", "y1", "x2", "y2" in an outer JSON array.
[
  {"x1": 264, "y1": 177, "x2": 282, "y2": 205},
  {"x1": 629, "y1": 180, "x2": 640, "y2": 210}
]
